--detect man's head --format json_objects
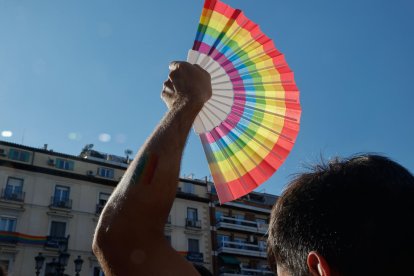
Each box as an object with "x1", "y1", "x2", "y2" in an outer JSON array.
[{"x1": 267, "y1": 154, "x2": 414, "y2": 276}]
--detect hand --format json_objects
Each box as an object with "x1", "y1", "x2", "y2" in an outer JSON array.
[{"x1": 161, "y1": 61, "x2": 212, "y2": 110}]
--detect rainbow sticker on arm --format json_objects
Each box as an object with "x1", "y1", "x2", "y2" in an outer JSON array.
[{"x1": 187, "y1": 0, "x2": 301, "y2": 203}]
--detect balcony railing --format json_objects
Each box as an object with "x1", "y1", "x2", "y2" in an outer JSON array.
[
  {"x1": 216, "y1": 216, "x2": 268, "y2": 234},
  {"x1": 45, "y1": 235, "x2": 69, "y2": 250},
  {"x1": 50, "y1": 197, "x2": 72, "y2": 209},
  {"x1": 219, "y1": 266, "x2": 274, "y2": 276},
  {"x1": 217, "y1": 241, "x2": 267, "y2": 258},
  {"x1": 186, "y1": 219, "x2": 201, "y2": 229},
  {"x1": 0, "y1": 188, "x2": 25, "y2": 202},
  {"x1": 186, "y1": 252, "x2": 204, "y2": 263}
]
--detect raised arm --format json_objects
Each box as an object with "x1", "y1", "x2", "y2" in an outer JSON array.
[{"x1": 92, "y1": 62, "x2": 212, "y2": 275}]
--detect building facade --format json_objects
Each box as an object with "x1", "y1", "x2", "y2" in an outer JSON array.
[
  {"x1": 0, "y1": 141, "x2": 125, "y2": 275},
  {"x1": 0, "y1": 140, "x2": 276, "y2": 275},
  {"x1": 211, "y1": 189, "x2": 277, "y2": 275}
]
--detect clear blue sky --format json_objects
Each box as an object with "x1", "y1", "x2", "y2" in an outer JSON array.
[{"x1": 1, "y1": 0, "x2": 413, "y2": 196}]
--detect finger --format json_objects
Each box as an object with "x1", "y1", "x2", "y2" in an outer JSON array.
[
  {"x1": 169, "y1": 61, "x2": 181, "y2": 71},
  {"x1": 194, "y1": 64, "x2": 210, "y2": 77},
  {"x1": 163, "y1": 79, "x2": 175, "y2": 94}
]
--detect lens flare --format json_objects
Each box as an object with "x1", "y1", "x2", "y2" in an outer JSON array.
[{"x1": 1, "y1": 130, "x2": 13, "y2": 138}]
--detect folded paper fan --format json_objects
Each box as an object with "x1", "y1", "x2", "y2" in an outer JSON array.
[{"x1": 187, "y1": 0, "x2": 301, "y2": 203}]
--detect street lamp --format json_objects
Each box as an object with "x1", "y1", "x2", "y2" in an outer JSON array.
[
  {"x1": 35, "y1": 253, "x2": 45, "y2": 276},
  {"x1": 74, "y1": 256, "x2": 84, "y2": 276},
  {"x1": 57, "y1": 251, "x2": 70, "y2": 275}
]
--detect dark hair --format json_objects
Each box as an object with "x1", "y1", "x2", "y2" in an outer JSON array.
[
  {"x1": 267, "y1": 154, "x2": 414, "y2": 276},
  {"x1": 193, "y1": 264, "x2": 213, "y2": 276}
]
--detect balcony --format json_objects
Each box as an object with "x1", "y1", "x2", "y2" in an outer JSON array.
[
  {"x1": 50, "y1": 197, "x2": 72, "y2": 210},
  {"x1": 216, "y1": 216, "x2": 268, "y2": 234},
  {"x1": 219, "y1": 265, "x2": 274, "y2": 276},
  {"x1": 186, "y1": 219, "x2": 201, "y2": 229},
  {"x1": 44, "y1": 235, "x2": 69, "y2": 250},
  {"x1": 1, "y1": 188, "x2": 25, "y2": 202},
  {"x1": 186, "y1": 252, "x2": 204, "y2": 263},
  {"x1": 217, "y1": 241, "x2": 267, "y2": 258}
]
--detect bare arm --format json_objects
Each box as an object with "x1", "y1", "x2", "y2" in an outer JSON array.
[{"x1": 92, "y1": 62, "x2": 212, "y2": 275}]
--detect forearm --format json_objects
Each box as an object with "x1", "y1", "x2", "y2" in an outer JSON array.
[
  {"x1": 93, "y1": 61, "x2": 211, "y2": 275},
  {"x1": 93, "y1": 101, "x2": 202, "y2": 273},
  {"x1": 108, "y1": 100, "x2": 201, "y2": 226}
]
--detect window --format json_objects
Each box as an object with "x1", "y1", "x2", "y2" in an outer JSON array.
[
  {"x1": 4, "y1": 177, "x2": 24, "y2": 200},
  {"x1": 52, "y1": 185, "x2": 71, "y2": 208},
  {"x1": 98, "y1": 193, "x2": 110, "y2": 206},
  {"x1": 96, "y1": 193, "x2": 110, "y2": 214},
  {"x1": 97, "y1": 167, "x2": 114, "y2": 179},
  {"x1": 188, "y1": 238, "x2": 199, "y2": 253},
  {"x1": 235, "y1": 214, "x2": 244, "y2": 225},
  {"x1": 54, "y1": 186, "x2": 69, "y2": 201},
  {"x1": 217, "y1": 234, "x2": 230, "y2": 246},
  {"x1": 258, "y1": 240, "x2": 267, "y2": 251},
  {"x1": 249, "y1": 194, "x2": 265, "y2": 203},
  {"x1": 183, "y1": 182, "x2": 195, "y2": 194},
  {"x1": 0, "y1": 217, "x2": 17, "y2": 232},
  {"x1": 50, "y1": 221, "x2": 66, "y2": 237},
  {"x1": 234, "y1": 237, "x2": 246, "y2": 249},
  {"x1": 8, "y1": 149, "x2": 30, "y2": 162},
  {"x1": 55, "y1": 158, "x2": 74, "y2": 170},
  {"x1": 215, "y1": 211, "x2": 223, "y2": 222},
  {"x1": 256, "y1": 218, "x2": 267, "y2": 227},
  {"x1": 187, "y1": 208, "x2": 198, "y2": 221}
]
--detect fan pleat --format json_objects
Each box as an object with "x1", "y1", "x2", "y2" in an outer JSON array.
[
  {"x1": 216, "y1": 124, "x2": 269, "y2": 189},
  {"x1": 226, "y1": 108, "x2": 295, "y2": 143},
  {"x1": 193, "y1": 1, "x2": 217, "y2": 50},
  {"x1": 209, "y1": 128, "x2": 249, "y2": 196},
  {"x1": 218, "y1": 121, "x2": 286, "y2": 177}
]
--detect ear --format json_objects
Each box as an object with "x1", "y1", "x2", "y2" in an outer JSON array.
[{"x1": 307, "y1": 251, "x2": 331, "y2": 276}]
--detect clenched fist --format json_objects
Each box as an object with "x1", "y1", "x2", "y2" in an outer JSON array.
[{"x1": 162, "y1": 61, "x2": 212, "y2": 110}]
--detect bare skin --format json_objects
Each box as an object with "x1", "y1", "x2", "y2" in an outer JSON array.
[{"x1": 92, "y1": 61, "x2": 212, "y2": 275}]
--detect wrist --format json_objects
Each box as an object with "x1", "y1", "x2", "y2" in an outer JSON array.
[{"x1": 171, "y1": 97, "x2": 204, "y2": 115}]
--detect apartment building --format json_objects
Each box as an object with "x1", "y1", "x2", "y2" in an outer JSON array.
[
  {"x1": 0, "y1": 140, "x2": 277, "y2": 275},
  {"x1": 0, "y1": 141, "x2": 125, "y2": 275},
  {"x1": 168, "y1": 178, "x2": 212, "y2": 272},
  {"x1": 210, "y1": 188, "x2": 277, "y2": 276},
  {"x1": 0, "y1": 140, "x2": 215, "y2": 275}
]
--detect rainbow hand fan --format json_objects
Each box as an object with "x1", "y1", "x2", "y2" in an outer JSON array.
[{"x1": 187, "y1": 0, "x2": 301, "y2": 203}]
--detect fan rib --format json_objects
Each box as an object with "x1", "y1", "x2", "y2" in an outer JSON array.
[
  {"x1": 229, "y1": 107, "x2": 297, "y2": 142},
  {"x1": 234, "y1": 94, "x2": 299, "y2": 103},
  {"x1": 232, "y1": 100, "x2": 299, "y2": 122},
  {"x1": 219, "y1": 121, "x2": 287, "y2": 180},
  {"x1": 204, "y1": 102, "x2": 228, "y2": 123},
  {"x1": 224, "y1": 118, "x2": 283, "y2": 161},
  {"x1": 209, "y1": 128, "x2": 247, "y2": 197},
  {"x1": 193, "y1": 1, "x2": 218, "y2": 50},
  {"x1": 223, "y1": 33, "x2": 267, "y2": 62},
  {"x1": 208, "y1": 9, "x2": 242, "y2": 57},
  {"x1": 208, "y1": 98, "x2": 234, "y2": 117},
  {"x1": 211, "y1": 64, "x2": 276, "y2": 82},
  {"x1": 230, "y1": 49, "x2": 279, "y2": 69},
  {"x1": 198, "y1": 109, "x2": 215, "y2": 131},
  {"x1": 215, "y1": 125, "x2": 268, "y2": 191}
]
